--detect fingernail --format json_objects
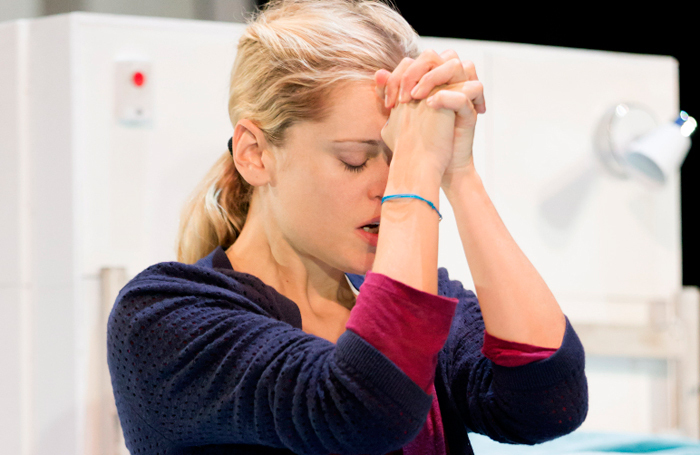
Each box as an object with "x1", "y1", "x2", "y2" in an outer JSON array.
[
  {"x1": 384, "y1": 94, "x2": 389, "y2": 108},
  {"x1": 410, "y1": 86, "x2": 419, "y2": 97}
]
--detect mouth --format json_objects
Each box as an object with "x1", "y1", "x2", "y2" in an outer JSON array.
[
  {"x1": 357, "y1": 218, "x2": 380, "y2": 247},
  {"x1": 359, "y1": 222, "x2": 380, "y2": 235}
]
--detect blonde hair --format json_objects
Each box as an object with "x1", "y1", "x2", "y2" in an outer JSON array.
[{"x1": 176, "y1": 0, "x2": 420, "y2": 263}]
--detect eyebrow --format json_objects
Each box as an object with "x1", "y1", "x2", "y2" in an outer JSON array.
[{"x1": 331, "y1": 139, "x2": 382, "y2": 146}]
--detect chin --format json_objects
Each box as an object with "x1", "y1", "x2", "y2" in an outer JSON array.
[{"x1": 342, "y1": 252, "x2": 375, "y2": 276}]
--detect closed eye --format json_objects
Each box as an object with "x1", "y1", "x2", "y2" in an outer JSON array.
[{"x1": 342, "y1": 161, "x2": 368, "y2": 173}]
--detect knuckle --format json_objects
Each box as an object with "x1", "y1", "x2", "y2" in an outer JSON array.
[
  {"x1": 400, "y1": 57, "x2": 414, "y2": 66},
  {"x1": 464, "y1": 80, "x2": 482, "y2": 92},
  {"x1": 463, "y1": 62, "x2": 476, "y2": 77},
  {"x1": 431, "y1": 90, "x2": 445, "y2": 100},
  {"x1": 449, "y1": 57, "x2": 462, "y2": 68},
  {"x1": 387, "y1": 69, "x2": 401, "y2": 83},
  {"x1": 423, "y1": 48, "x2": 439, "y2": 58},
  {"x1": 400, "y1": 71, "x2": 416, "y2": 85}
]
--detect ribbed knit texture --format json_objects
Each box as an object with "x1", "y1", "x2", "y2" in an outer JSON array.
[{"x1": 107, "y1": 246, "x2": 588, "y2": 454}]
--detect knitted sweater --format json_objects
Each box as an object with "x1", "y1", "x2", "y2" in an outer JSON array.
[{"x1": 107, "y1": 246, "x2": 588, "y2": 455}]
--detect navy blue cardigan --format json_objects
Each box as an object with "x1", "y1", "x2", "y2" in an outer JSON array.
[{"x1": 107, "y1": 246, "x2": 587, "y2": 454}]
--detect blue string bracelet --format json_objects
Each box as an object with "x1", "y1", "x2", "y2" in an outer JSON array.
[{"x1": 381, "y1": 194, "x2": 443, "y2": 221}]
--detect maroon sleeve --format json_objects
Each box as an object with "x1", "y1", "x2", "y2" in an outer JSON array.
[
  {"x1": 345, "y1": 271, "x2": 458, "y2": 394},
  {"x1": 481, "y1": 330, "x2": 558, "y2": 367}
]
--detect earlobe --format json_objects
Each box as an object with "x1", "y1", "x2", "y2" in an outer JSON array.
[{"x1": 232, "y1": 119, "x2": 273, "y2": 186}]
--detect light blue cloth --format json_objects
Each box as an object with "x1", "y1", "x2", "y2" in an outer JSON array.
[{"x1": 468, "y1": 430, "x2": 700, "y2": 454}]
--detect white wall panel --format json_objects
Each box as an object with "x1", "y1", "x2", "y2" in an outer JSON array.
[
  {"x1": 488, "y1": 46, "x2": 680, "y2": 303},
  {"x1": 0, "y1": 19, "x2": 31, "y2": 455},
  {"x1": 71, "y1": 14, "x2": 243, "y2": 278},
  {"x1": 27, "y1": 14, "x2": 79, "y2": 455}
]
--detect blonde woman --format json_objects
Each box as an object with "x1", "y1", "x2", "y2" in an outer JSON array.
[{"x1": 107, "y1": 1, "x2": 587, "y2": 454}]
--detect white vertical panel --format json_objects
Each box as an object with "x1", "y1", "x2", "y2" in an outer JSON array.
[
  {"x1": 0, "y1": 287, "x2": 24, "y2": 454},
  {"x1": 0, "y1": 19, "x2": 31, "y2": 455},
  {"x1": 0, "y1": 23, "x2": 23, "y2": 285},
  {"x1": 27, "y1": 14, "x2": 79, "y2": 455}
]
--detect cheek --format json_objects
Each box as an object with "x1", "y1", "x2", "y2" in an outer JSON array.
[
  {"x1": 275, "y1": 164, "x2": 348, "y2": 228},
  {"x1": 311, "y1": 171, "x2": 359, "y2": 219}
]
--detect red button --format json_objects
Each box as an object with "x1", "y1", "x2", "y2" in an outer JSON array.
[{"x1": 132, "y1": 71, "x2": 145, "y2": 87}]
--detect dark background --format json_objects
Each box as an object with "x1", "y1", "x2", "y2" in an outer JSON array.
[{"x1": 258, "y1": 0, "x2": 698, "y2": 287}]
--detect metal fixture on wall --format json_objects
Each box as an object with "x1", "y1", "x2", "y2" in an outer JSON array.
[{"x1": 595, "y1": 103, "x2": 696, "y2": 186}]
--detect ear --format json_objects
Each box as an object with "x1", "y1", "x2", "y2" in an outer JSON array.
[{"x1": 231, "y1": 119, "x2": 275, "y2": 187}]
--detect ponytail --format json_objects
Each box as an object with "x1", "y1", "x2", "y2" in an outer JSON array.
[{"x1": 176, "y1": 152, "x2": 253, "y2": 263}]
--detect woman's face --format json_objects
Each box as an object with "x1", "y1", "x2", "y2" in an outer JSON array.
[{"x1": 266, "y1": 81, "x2": 392, "y2": 275}]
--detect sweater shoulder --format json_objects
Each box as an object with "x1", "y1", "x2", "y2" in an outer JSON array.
[{"x1": 110, "y1": 258, "x2": 302, "y2": 329}]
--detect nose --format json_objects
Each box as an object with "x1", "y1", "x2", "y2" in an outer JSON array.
[{"x1": 369, "y1": 149, "x2": 391, "y2": 200}]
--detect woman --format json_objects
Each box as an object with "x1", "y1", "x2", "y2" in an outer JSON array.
[{"x1": 107, "y1": 1, "x2": 588, "y2": 454}]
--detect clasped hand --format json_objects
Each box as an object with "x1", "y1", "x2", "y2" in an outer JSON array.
[{"x1": 375, "y1": 49, "x2": 486, "y2": 189}]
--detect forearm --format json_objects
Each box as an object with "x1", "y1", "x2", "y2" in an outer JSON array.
[
  {"x1": 443, "y1": 167, "x2": 566, "y2": 348},
  {"x1": 372, "y1": 159, "x2": 443, "y2": 294}
]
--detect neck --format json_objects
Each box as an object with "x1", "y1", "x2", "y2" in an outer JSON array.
[{"x1": 225, "y1": 194, "x2": 356, "y2": 316}]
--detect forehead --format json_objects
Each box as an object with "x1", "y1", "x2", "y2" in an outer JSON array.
[{"x1": 289, "y1": 82, "x2": 389, "y2": 143}]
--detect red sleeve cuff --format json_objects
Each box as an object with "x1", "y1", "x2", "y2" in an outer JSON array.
[
  {"x1": 345, "y1": 271, "x2": 458, "y2": 393},
  {"x1": 481, "y1": 330, "x2": 558, "y2": 367}
]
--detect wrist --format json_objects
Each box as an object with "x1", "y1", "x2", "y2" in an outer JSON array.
[
  {"x1": 441, "y1": 164, "x2": 482, "y2": 201},
  {"x1": 386, "y1": 157, "x2": 443, "y2": 197}
]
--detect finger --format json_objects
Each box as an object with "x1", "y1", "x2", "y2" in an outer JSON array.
[
  {"x1": 385, "y1": 57, "x2": 414, "y2": 108},
  {"x1": 462, "y1": 60, "x2": 478, "y2": 81},
  {"x1": 397, "y1": 49, "x2": 444, "y2": 104},
  {"x1": 426, "y1": 90, "x2": 477, "y2": 131},
  {"x1": 461, "y1": 80, "x2": 486, "y2": 113},
  {"x1": 410, "y1": 58, "x2": 466, "y2": 99},
  {"x1": 374, "y1": 69, "x2": 391, "y2": 100},
  {"x1": 426, "y1": 81, "x2": 485, "y2": 114},
  {"x1": 426, "y1": 89, "x2": 470, "y2": 112},
  {"x1": 463, "y1": 61, "x2": 478, "y2": 81},
  {"x1": 439, "y1": 49, "x2": 459, "y2": 61}
]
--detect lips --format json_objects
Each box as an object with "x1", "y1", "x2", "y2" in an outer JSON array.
[
  {"x1": 358, "y1": 216, "x2": 381, "y2": 229},
  {"x1": 357, "y1": 215, "x2": 380, "y2": 247},
  {"x1": 356, "y1": 226, "x2": 379, "y2": 247}
]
